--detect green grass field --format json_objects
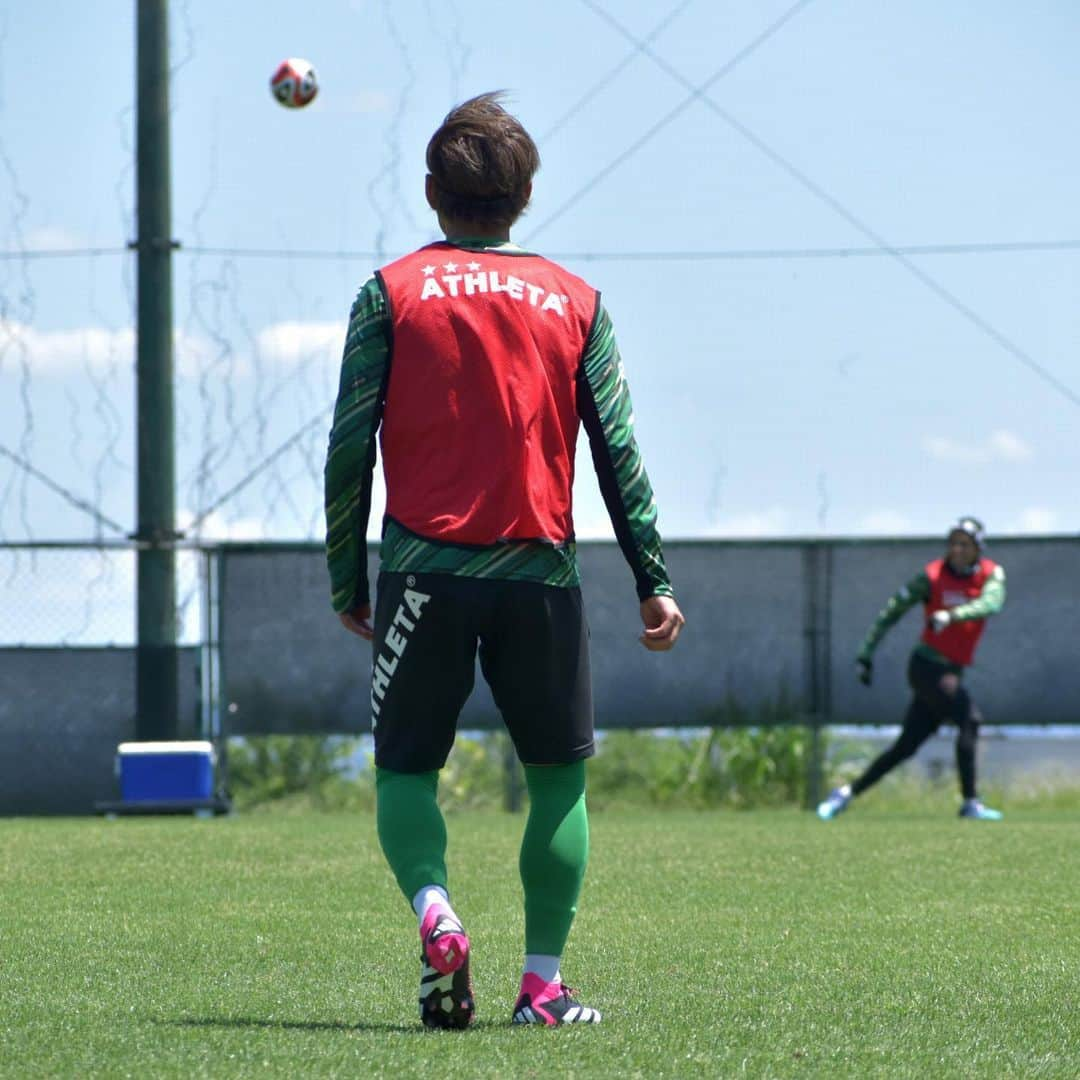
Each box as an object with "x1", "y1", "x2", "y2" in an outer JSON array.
[{"x1": 2, "y1": 807, "x2": 1077, "y2": 1078}]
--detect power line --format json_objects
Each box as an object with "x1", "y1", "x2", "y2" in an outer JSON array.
[
  {"x1": 173, "y1": 240, "x2": 1080, "y2": 261},
  {"x1": 524, "y1": 0, "x2": 817, "y2": 245},
  {"x1": 188, "y1": 410, "x2": 327, "y2": 532},
  {"x1": 591, "y1": 2, "x2": 1080, "y2": 411},
  {"x1": 0, "y1": 442, "x2": 126, "y2": 536},
  {"x1": 550, "y1": 240, "x2": 1080, "y2": 260},
  {"x1": 12, "y1": 238, "x2": 1080, "y2": 263},
  {"x1": 538, "y1": 0, "x2": 695, "y2": 144},
  {"x1": 0, "y1": 246, "x2": 129, "y2": 260}
]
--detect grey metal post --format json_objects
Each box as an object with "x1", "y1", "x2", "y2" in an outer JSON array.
[
  {"x1": 208, "y1": 547, "x2": 230, "y2": 801},
  {"x1": 802, "y1": 543, "x2": 832, "y2": 808},
  {"x1": 134, "y1": 0, "x2": 180, "y2": 740}
]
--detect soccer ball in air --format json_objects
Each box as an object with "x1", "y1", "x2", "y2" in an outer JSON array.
[{"x1": 270, "y1": 58, "x2": 318, "y2": 109}]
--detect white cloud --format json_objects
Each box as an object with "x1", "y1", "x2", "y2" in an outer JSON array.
[
  {"x1": 0, "y1": 319, "x2": 218, "y2": 379},
  {"x1": 706, "y1": 507, "x2": 789, "y2": 538},
  {"x1": 0, "y1": 318, "x2": 343, "y2": 380},
  {"x1": 177, "y1": 508, "x2": 268, "y2": 541},
  {"x1": 922, "y1": 429, "x2": 1033, "y2": 464},
  {"x1": 257, "y1": 320, "x2": 344, "y2": 361},
  {"x1": 1014, "y1": 507, "x2": 1059, "y2": 533},
  {"x1": 175, "y1": 330, "x2": 222, "y2": 378},
  {"x1": 858, "y1": 509, "x2": 913, "y2": 534},
  {"x1": 25, "y1": 226, "x2": 86, "y2": 251},
  {"x1": 987, "y1": 430, "x2": 1033, "y2": 461},
  {"x1": 570, "y1": 507, "x2": 617, "y2": 540},
  {"x1": 365, "y1": 470, "x2": 388, "y2": 539},
  {"x1": 0, "y1": 318, "x2": 134, "y2": 375}
]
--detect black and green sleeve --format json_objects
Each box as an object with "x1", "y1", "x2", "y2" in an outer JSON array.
[
  {"x1": 324, "y1": 277, "x2": 391, "y2": 613},
  {"x1": 857, "y1": 570, "x2": 931, "y2": 661},
  {"x1": 577, "y1": 301, "x2": 673, "y2": 601},
  {"x1": 951, "y1": 564, "x2": 1007, "y2": 621}
]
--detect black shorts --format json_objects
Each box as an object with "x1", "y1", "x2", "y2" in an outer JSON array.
[{"x1": 369, "y1": 571, "x2": 594, "y2": 772}]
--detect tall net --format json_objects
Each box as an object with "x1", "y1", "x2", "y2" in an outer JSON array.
[{"x1": 2, "y1": 1, "x2": 1078, "y2": 645}]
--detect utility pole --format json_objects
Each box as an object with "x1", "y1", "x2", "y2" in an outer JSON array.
[{"x1": 134, "y1": 0, "x2": 179, "y2": 740}]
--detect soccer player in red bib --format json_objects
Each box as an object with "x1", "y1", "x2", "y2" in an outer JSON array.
[
  {"x1": 817, "y1": 517, "x2": 1006, "y2": 821},
  {"x1": 324, "y1": 93, "x2": 684, "y2": 1028}
]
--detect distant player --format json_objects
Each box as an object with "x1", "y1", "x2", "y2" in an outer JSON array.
[
  {"x1": 817, "y1": 517, "x2": 1006, "y2": 821},
  {"x1": 324, "y1": 93, "x2": 684, "y2": 1028}
]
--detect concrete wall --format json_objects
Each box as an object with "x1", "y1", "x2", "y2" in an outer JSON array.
[
  {"x1": 0, "y1": 648, "x2": 200, "y2": 814},
  {"x1": 217, "y1": 547, "x2": 375, "y2": 735},
  {"x1": 579, "y1": 542, "x2": 805, "y2": 728},
  {"x1": 217, "y1": 541, "x2": 806, "y2": 734},
  {"x1": 216, "y1": 536, "x2": 1080, "y2": 734},
  {"x1": 4, "y1": 536, "x2": 1077, "y2": 812}
]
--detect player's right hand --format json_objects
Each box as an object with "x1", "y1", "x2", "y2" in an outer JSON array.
[
  {"x1": 856, "y1": 658, "x2": 873, "y2": 686},
  {"x1": 339, "y1": 604, "x2": 374, "y2": 641}
]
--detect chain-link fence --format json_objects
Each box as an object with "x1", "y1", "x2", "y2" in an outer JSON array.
[
  {"x1": 212, "y1": 536, "x2": 1080, "y2": 735},
  {"x1": 0, "y1": 541, "x2": 206, "y2": 814},
  {"x1": 0, "y1": 543, "x2": 204, "y2": 646},
  {"x1": 3, "y1": 535, "x2": 1080, "y2": 814}
]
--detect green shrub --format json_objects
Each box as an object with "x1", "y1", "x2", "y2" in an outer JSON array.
[
  {"x1": 585, "y1": 730, "x2": 703, "y2": 808},
  {"x1": 585, "y1": 693, "x2": 827, "y2": 810},
  {"x1": 224, "y1": 725, "x2": 1080, "y2": 814},
  {"x1": 225, "y1": 731, "x2": 514, "y2": 812},
  {"x1": 438, "y1": 731, "x2": 511, "y2": 811},
  {"x1": 223, "y1": 700, "x2": 837, "y2": 813},
  {"x1": 588, "y1": 724, "x2": 821, "y2": 810},
  {"x1": 225, "y1": 735, "x2": 370, "y2": 811}
]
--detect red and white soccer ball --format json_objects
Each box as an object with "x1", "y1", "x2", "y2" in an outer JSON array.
[{"x1": 270, "y1": 58, "x2": 318, "y2": 109}]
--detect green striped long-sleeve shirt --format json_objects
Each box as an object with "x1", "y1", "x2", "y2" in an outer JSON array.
[
  {"x1": 856, "y1": 564, "x2": 1007, "y2": 667},
  {"x1": 323, "y1": 239, "x2": 673, "y2": 613}
]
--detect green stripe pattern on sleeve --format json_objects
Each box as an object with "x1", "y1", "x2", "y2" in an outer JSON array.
[
  {"x1": 324, "y1": 276, "x2": 391, "y2": 613},
  {"x1": 578, "y1": 302, "x2": 673, "y2": 600},
  {"x1": 857, "y1": 570, "x2": 930, "y2": 660},
  {"x1": 951, "y1": 564, "x2": 1006, "y2": 622}
]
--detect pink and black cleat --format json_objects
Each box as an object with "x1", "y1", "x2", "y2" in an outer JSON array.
[
  {"x1": 511, "y1": 973, "x2": 601, "y2": 1026},
  {"x1": 418, "y1": 907, "x2": 474, "y2": 1029}
]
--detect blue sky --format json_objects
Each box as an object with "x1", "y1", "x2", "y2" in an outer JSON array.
[{"x1": 2, "y1": 0, "x2": 1079, "y2": 548}]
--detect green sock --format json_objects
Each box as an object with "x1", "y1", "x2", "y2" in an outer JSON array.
[
  {"x1": 375, "y1": 767, "x2": 448, "y2": 903},
  {"x1": 519, "y1": 760, "x2": 589, "y2": 957}
]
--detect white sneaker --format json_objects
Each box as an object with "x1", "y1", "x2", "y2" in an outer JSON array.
[
  {"x1": 958, "y1": 799, "x2": 1003, "y2": 821},
  {"x1": 816, "y1": 785, "x2": 852, "y2": 821}
]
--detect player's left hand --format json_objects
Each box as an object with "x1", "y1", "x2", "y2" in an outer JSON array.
[
  {"x1": 339, "y1": 604, "x2": 374, "y2": 640},
  {"x1": 930, "y1": 609, "x2": 952, "y2": 634},
  {"x1": 639, "y1": 595, "x2": 685, "y2": 651},
  {"x1": 856, "y1": 658, "x2": 873, "y2": 686}
]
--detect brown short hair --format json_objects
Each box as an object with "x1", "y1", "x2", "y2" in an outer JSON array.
[{"x1": 426, "y1": 92, "x2": 540, "y2": 228}]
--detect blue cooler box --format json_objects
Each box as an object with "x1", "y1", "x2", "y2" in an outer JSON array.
[{"x1": 117, "y1": 741, "x2": 215, "y2": 802}]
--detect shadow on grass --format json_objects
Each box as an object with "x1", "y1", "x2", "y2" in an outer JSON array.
[{"x1": 159, "y1": 1015, "x2": 505, "y2": 1034}]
